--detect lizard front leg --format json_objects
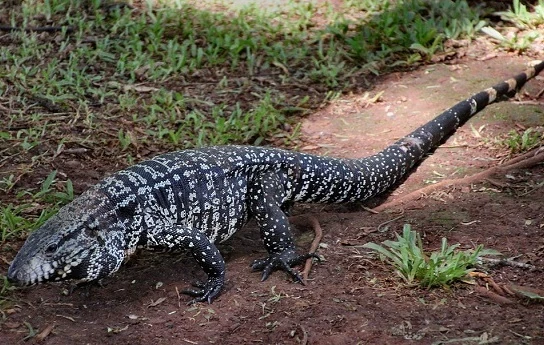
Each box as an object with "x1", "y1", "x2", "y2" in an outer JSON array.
[
  {"x1": 145, "y1": 225, "x2": 225, "y2": 303},
  {"x1": 248, "y1": 172, "x2": 319, "y2": 283}
]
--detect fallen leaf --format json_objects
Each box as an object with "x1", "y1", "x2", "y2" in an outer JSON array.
[
  {"x1": 461, "y1": 220, "x2": 480, "y2": 226},
  {"x1": 3, "y1": 321, "x2": 21, "y2": 329},
  {"x1": 507, "y1": 284, "x2": 544, "y2": 301},
  {"x1": 123, "y1": 84, "x2": 160, "y2": 93},
  {"x1": 107, "y1": 325, "x2": 129, "y2": 334},
  {"x1": 468, "y1": 271, "x2": 489, "y2": 278},
  {"x1": 147, "y1": 297, "x2": 166, "y2": 307},
  {"x1": 35, "y1": 323, "x2": 55, "y2": 341}
]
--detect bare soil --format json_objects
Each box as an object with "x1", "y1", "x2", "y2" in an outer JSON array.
[{"x1": 2, "y1": 55, "x2": 544, "y2": 344}]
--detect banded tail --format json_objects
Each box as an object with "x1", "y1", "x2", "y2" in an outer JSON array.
[{"x1": 293, "y1": 60, "x2": 544, "y2": 204}]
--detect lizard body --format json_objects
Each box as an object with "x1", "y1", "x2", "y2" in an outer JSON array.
[{"x1": 8, "y1": 61, "x2": 544, "y2": 303}]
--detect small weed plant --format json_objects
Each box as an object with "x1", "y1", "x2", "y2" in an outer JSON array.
[
  {"x1": 0, "y1": 171, "x2": 74, "y2": 244},
  {"x1": 1, "y1": 171, "x2": 74, "y2": 302},
  {"x1": 363, "y1": 224, "x2": 499, "y2": 288},
  {"x1": 502, "y1": 128, "x2": 544, "y2": 153},
  {"x1": 495, "y1": 0, "x2": 544, "y2": 29},
  {"x1": 481, "y1": 0, "x2": 544, "y2": 52}
]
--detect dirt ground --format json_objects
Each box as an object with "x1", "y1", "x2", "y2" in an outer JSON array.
[{"x1": 2, "y1": 54, "x2": 544, "y2": 344}]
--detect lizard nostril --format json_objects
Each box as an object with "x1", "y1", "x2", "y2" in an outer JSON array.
[{"x1": 7, "y1": 266, "x2": 19, "y2": 284}]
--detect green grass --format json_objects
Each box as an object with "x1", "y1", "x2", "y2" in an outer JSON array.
[
  {"x1": 0, "y1": 171, "x2": 74, "y2": 306},
  {"x1": 0, "y1": 0, "x2": 491, "y2": 176},
  {"x1": 328, "y1": 0, "x2": 485, "y2": 67},
  {"x1": 2, "y1": 0, "x2": 488, "y2": 121},
  {"x1": 363, "y1": 224, "x2": 500, "y2": 288},
  {"x1": 481, "y1": 0, "x2": 544, "y2": 52},
  {"x1": 495, "y1": 127, "x2": 544, "y2": 153},
  {"x1": 0, "y1": 171, "x2": 74, "y2": 244},
  {"x1": 496, "y1": 0, "x2": 544, "y2": 29},
  {"x1": 506, "y1": 128, "x2": 544, "y2": 153}
]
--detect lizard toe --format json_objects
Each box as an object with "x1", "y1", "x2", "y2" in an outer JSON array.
[
  {"x1": 251, "y1": 249, "x2": 320, "y2": 283},
  {"x1": 182, "y1": 276, "x2": 224, "y2": 304}
]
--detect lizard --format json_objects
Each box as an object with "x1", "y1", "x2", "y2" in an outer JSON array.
[{"x1": 7, "y1": 60, "x2": 544, "y2": 303}]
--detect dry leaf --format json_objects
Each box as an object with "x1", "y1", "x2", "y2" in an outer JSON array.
[
  {"x1": 3, "y1": 321, "x2": 21, "y2": 329},
  {"x1": 147, "y1": 297, "x2": 166, "y2": 307},
  {"x1": 123, "y1": 84, "x2": 160, "y2": 93},
  {"x1": 35, "y1": 323, "x2": 55, "y2": 341}
]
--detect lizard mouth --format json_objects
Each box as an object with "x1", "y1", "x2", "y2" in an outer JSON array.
[
  {"x1": 7, "y1": 267, "x2": 37, "y2": 286},
  {"x1": 7, "y1": 261, "x2": 60, "y2": 286}
]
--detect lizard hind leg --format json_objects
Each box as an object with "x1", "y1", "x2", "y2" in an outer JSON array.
[{"x1": 248, "y1": 172, "x2": 319, "y2": 283}]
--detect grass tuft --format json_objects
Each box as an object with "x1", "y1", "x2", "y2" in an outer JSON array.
[
  {"x1": 494, "y1": 127, "x2": 544, "y2": 154},
  {"x1": 363, "y1": 224, "x2": 500, "y2": 288},
  {"x1": 495, "y1": 0, "x2": 544, "y2": 29},
  {"x1": 0, "y1": 171, "x2": 74, "y2": 244},
  {"x1": 480, "y1": 0, "x2": 544, "y2": 52}
]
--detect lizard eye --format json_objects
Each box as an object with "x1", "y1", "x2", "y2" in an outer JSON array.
[{"x1": 45, "y1": 243, "x2": 58, "y2": 257}]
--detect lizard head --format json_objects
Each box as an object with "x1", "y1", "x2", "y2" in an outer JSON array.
[{"x1": 7, "y1": 189, "x2": 127, "y2": 286}]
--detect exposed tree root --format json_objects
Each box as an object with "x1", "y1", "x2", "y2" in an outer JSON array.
[
  {"x1": 373, "y1": 148, "x2": 544, "y2": 212},
  {"x1": 506, "y1": 283, "x2": 544, "y2": 301},
  {"x1": 479, "y1": 256, "x2": 537, "y2": 270},
  {"x1": 474, "y1": 285, "x2": 515, "y2": 305},
  {"x1": 470, "y1": 273, "x2": 544, "y2": 305},
  {"x1": 289, "y1": 215, "x2": 323, "y2": 281}
]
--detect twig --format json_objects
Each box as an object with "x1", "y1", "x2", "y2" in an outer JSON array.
[
  {"x1": 482, "y1": 276, "x2": 505, "y2": 296},
  {"x1": 473, "y1": 285, "x2": 514, "y2": 305},
  {"x1": 536, "y1": 87, "x2": 544, "y2": 99},
  {"x1": 175, "y1": 286, "x2": 181, "y2": 308},
  {"x1": 35, "y1": 323, "x2": 56, "y2": 342},
  {"x1": 517, "y1": 185, "x2": 543, "y2": 197},
  {"x1": 289, "y1": 215, "x2": 323, "y2": 280},
  {"x1": 55, "y1": 314, "x2": 76, "y2": 322},
  {"x1": 0, "y1": 25, "x2": 74, "y2": 33},
  {"x1": 28, "y1": 96, "x2": 67, "y2": 113},
  {"x1": 373, "y1": 148, "x2": 544, "y2": 212},
  {"x1": 509, "y1": 101, "x2": 544, "y2": 106},
  {"x1": 361, "y1": 205, "x2": 379, "y2": 214},
  {"x1": 506, "y1": 283, "x2": 544, "y2": 300},
  {"x1": 501, "y1": 147, "x2": 544, "y2": 169},
  {"x1": 304, "y1": 216, "x2": 323, "y2": 281},
  {"x1": 59, "y1": 147, "x2": 90, "y2": 155},
  {"x1": 298, "y1": 324, "x2": 309, "y2": 345},
  {"x1": 502, "y1": 285, "x2": 516, "y2": 297},
  {"x1": 478, "y1": 257, "x2": 537, "y2": 270},
  {"x1": 376, "y1": 212, "x2": 404, "y2": 232}
]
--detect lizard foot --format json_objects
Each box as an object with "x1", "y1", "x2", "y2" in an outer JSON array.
[
  {"x1": 250, "y1": 249, "x2": 320, "y2": 283},
  {"x1": 181, "y1": 276, "x2": 224, "y2": 304}
]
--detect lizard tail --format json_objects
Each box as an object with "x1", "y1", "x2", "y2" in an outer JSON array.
[{"x1": 353, "y1": 60, "x2": 544, "y2": 197}]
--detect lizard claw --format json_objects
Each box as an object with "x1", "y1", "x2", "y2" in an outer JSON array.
[
  {"x1": 251, "y1": 249, "x2": 320, "y2": 283},
  {"x1": 181, "y1": 276, "x2": 224, "y2": 304}
]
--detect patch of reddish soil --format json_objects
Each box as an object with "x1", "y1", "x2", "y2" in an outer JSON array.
[{"x1": 2, "y1": 56, "x2": 544, "y2": 344}]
